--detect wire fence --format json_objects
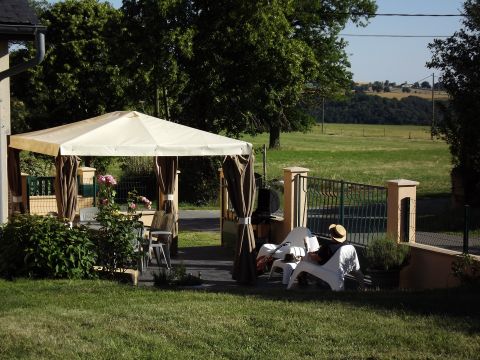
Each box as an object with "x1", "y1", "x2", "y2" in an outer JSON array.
[{"x1": 415, "y1": 201, "x2": 480, "y2": 255}]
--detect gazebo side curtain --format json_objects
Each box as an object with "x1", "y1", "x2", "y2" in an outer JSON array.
[
  {"x1": 7, "y1": 147, "x2": 23, "y2": 213},
  {"x1": 154, "y1": 156, "x2": 179, "y2": 254},
  {"x1": 54, "y1": 154, "x2": 80, "y2": 222},
  {"x1": 222, "y1": 154, "x2": 256, "y2": 284}
]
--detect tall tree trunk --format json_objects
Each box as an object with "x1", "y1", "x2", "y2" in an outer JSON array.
[{"x1": 269, "y1": 126, "x2": 280, "y2": 149}]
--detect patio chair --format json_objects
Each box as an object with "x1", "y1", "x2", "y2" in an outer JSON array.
[
  {"x1": 255, "y1": 227, "x2": 310, "y2": 280},
  {"x1": 287, "y1": 244, "x2": 363, "y2": 291},
  {"x1": 132, "y1": 221, "x2": 149, "y2": 273},
  {"x1": 257, "y1": 227, "x2": 311, "y2": 261},
  {"x1": 79, "y1": 206, "x2": 99, "y2": 223},
  {"x1": 145, "y1": 210, "x2": 174, "y2": 269}
]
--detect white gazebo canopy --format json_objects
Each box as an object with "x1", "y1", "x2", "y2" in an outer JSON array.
[{"x1": 9, "y1": 110, "x2": 252, "y2": 157}]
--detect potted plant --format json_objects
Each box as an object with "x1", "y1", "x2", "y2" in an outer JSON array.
[{"x1": 365, "y1": 236, "x2": 410, "y2": 289}]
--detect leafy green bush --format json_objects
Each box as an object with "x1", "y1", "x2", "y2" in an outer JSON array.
[
  {"x1": 365, "y1": 236, "x2": 410, "y2": 271},
  {"x1": 0, "y1": 214, "x2": 96, "y2": 279},
  {"x1": 452, "y1": 254, "x2": 480, "y2": 286}
]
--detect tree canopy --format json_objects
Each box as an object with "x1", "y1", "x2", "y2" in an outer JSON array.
[
  {"x1": 13, "y1": 0, "x2": 125, "y2": 130},
  {"x1": 427, "y1": 0, "x2": 480, "y2": 204},
  {"x1": 13, "y1": 0, "x2": 376, "y2": 149}
]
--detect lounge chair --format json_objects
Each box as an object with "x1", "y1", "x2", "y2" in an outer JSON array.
[
  {"x1": 287, "y1": 244, "x2": 363, "y2": 291},
  {"x1": 256, "y1": 227, "x2": 312, "y2": 282}
]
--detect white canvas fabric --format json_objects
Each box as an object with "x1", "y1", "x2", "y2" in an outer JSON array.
[{"x1": 9, "y1": 111, "x2": 253, "y2": 157}]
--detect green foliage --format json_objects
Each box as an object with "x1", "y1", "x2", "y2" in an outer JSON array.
[
  {"x1": 178, "y1": 157, "x2": 220, "y2": 206},
  {"x1": 19, "y1": 152, "x2": 54, "y2": 176},
  {"x1": 428, "y1": 0, "x2": 480, "y2": 204},
  {"x1": 92, "y1": 175, "x2": 141, "y2": 274},
  {"x1": 0, "y1": 214, "x2": 96, "y2": 279},
  {"x1": 153, "y1": 264, "x2": 202, "y2": 287},
  {"x1": 119, "y1": 157, "x2": 155, "y2": 178},
  {"x1": 452, "y1": 253, "x2": 480, "y2": 286},
  {"x1": 12, "y1": 0, "x2": 127, "y2": 130},
  {"x1": 365, "y1": 236, "x2": 410, "y2": 271},
  {"x1": 120, "y1": 0, "x2": 193, "y2": 118}
]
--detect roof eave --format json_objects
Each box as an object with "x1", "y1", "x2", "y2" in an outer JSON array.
[{"x1": 0, "y1": 24, "x2": 46, "y2": 41}]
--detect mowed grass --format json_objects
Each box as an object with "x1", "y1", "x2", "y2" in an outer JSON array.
[
  {"x1": 242, "y1": 124, "x2": 451, "y2": 197},
  {"x1": 0, "y1": 280, "x2": 479, "y2": 359}
]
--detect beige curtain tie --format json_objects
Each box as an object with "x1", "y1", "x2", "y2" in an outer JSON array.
[
  {"x1": 238, "y1": 217, "x2": 251, "y2": 225},
  {"x1": 12, "y1": 196, "x2": 22, "y2": 203},
  {"x1": 166, "y1": 194, "x2": 174, "y2": 200}
]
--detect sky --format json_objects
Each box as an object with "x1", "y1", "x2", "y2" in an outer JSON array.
[
  {"x1": 343, "y1": 0, "x2": 464, "y2": 84},
  {"x1": 50, "y1": 0, "x2": 465, "y2": 85}
]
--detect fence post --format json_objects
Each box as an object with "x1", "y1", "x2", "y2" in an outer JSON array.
[
  {"x1": 339, "y1": 180, "x2": 345, "y2": 225},
  {"x1": 386, "y1": 179, "x2": 419, "y2": 243},
  {"x1": 283, "y1": 167, "x2": 309, "y2": 238},
  {"x1": 463, "y1": 205, "x2": 470, "y2": 254}
]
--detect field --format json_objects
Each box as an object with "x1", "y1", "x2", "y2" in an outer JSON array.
[
  {"x1": 364, "y1": 88, "x2": 449, "y2": 100},
  {"x1": 241, "y1": 123, "x2": 451, "y2": 198}
]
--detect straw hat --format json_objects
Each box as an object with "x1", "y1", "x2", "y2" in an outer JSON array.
[{"x1": 328, "y1": 224, "x2": 347, "y2": 243}]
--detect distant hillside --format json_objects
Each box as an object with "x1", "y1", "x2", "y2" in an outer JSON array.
[{"x1": 308, "y1": 93, "x2": 445, "y2": 125}]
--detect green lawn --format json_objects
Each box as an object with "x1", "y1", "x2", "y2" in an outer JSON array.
[
  {"x1": 0, "y1": 280, "x2": 479, "y2": 359},
  {"x1": 242, "y1": 124, "x2": 451, "y2": 198}
]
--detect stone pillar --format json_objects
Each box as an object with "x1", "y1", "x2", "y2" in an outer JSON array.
[
  {"x1": 386, "y1": 179, "x2": 419, "y2": 243},
  {"x1": 77, "y1": 167, "x2": 96, "y2": 185},
  {"x1": 0, "y1": 41, "x2": 10, "y2": 223},
  {"x1": 283, "y1": 167, "x2": 309, "y2": 238}
]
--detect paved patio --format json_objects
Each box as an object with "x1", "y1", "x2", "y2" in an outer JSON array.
[{"x1": 138, "y1": 210, "x2": 287, "y2": 290}]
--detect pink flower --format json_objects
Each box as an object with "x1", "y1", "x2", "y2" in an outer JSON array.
[
  {"x1": 129, "y1": 203, "x2": 136, "y2": 210},
  {"x1": 101, "y1": 198, "x2": 108, "y2": 205},
  {"x1": 104, "y1": 175, "x2": 117, "y2": 186},
  {"x1": 97, "y1": 175, "x2": 105, "y2": 184}
]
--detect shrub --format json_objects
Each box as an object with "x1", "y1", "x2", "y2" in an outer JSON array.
[
  {"x1": 0, "y1": 214, "x2": 96, "y2": 279},
  {"x1": 452, "y1": 253, "x2": 480, "y2": 286},
  {"x1": 365, "y1": 236, "x2": 410, "y2": 271},
  {"x1": 153, "y1": 264, "x2": 202, "y2": 287},
  {"x1": 93, "y1": 174, "x2": 143, "y2": 275}
]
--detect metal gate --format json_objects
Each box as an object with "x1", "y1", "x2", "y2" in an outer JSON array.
[{"x1": 296, "y1": 176, "x2": 387, "y2": 247}]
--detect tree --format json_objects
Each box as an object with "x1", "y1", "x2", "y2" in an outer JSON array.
[
  {"x1": 178, "y1": 0, "x2": 376, "y2": 148},
  {"x1": 421, "y1": 81, "x2": 431, "y2": 89},
  {"x1": 12, "y1": 0, "x2": 125, "y2": 130},
  {"x1": 371, "y1": 81, "x2": 383, "y2": 92},
  {"x1": 427, "y1": 0, "x2": 480, "y2": 204},
  {"x1": 120, "y1": 0, "x2": 194, "y2": 119},
  {"x1": 413, "y1": 82, "x2": 420, "y2": 89}
]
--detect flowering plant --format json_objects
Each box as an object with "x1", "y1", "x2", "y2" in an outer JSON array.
[
  {"x1": 127, "y1": 189, "x2": 152, "y2": 214},
  {"x1": 93, "y1": 174, "x2": 140, "y2": 274}
]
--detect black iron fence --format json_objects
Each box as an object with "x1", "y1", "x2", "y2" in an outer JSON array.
[
  {"x1": 297, "y1": 176, "x2": 387, "y2": 247},
  {"x1": 416, "y1": 200, "x2": 480, "y2": 255}
]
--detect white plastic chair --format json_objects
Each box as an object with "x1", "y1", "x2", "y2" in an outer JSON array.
[
  {"x1": 145, "y1": 211, "x2": 173, "y2": 269},
  {"x1": 79, "y1": 206, "x2": 99, "y2": 222},
  {"x1": 287, "y1": 244, "x2": 362, "y2": 291}
]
